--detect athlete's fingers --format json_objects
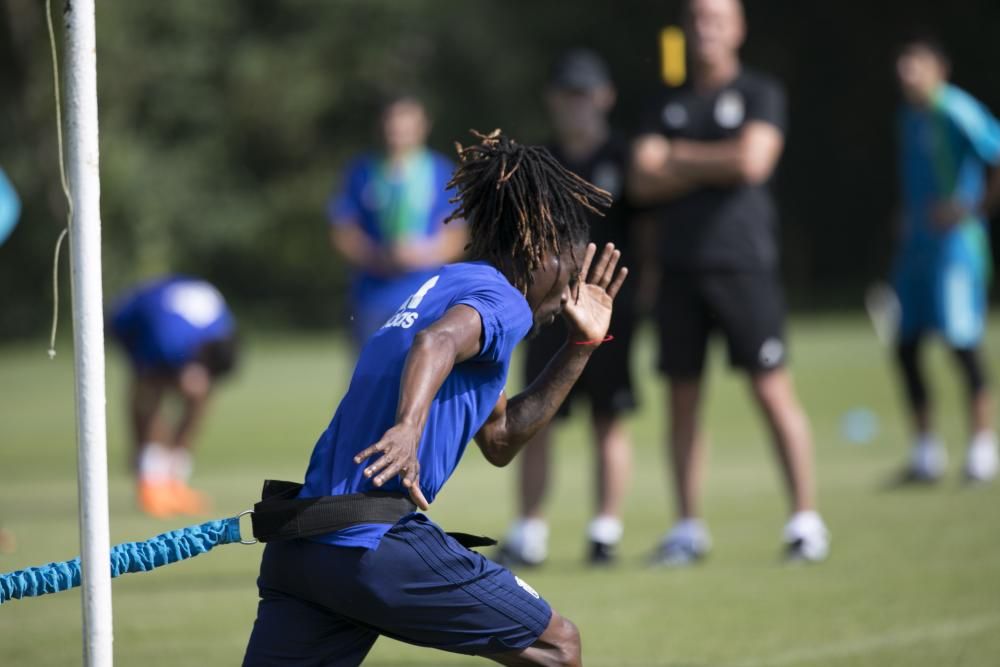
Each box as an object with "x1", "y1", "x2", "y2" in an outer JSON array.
[
  {"x1": 373, "y1": 458, "x2": 406, "y2": 486},
  {"x1": 407, "y1": 481, "x2": 430, "y2": 511},
  {"x1": 607, "y1": 266, "x2": 629, "y2": 299},
  {"x1": 597, "y1": 249, "x2": 621, "y2": 289},
  {"x1": 363, "y1": 452, "x2": 395, "y2": 479},
  {"x1": 577, "y1": 243, "x2": 597, "y2": 284},
  {"x1": 354, "y1": 440, "x2": 386, "y2": 464},
  {"x1": 587, "y1": 243, "x2": 615, "y2": 285}
]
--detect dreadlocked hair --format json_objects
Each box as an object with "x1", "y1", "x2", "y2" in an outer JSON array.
[{"x1": 444, "y1": 129, "x2": 613, "y2": 292}]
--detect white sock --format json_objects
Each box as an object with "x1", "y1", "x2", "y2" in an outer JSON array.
[
  {"x1": 588, "y1": 515, "x2": 623, "y2": 546},
  {"x1": 505, "y1": 518, "x2": 548, "y2": 563},
  {"x1": 970, "y1": 430, "x2": 998, "y2": 451},
  {"x1": 138, "y1": 443, "x2": 172, "y2": 484},
  {"x1": 170, "y1": 448, "x2": 193, "y2": 483},
  {"x1": 784, "y1": 511, "x2": 828, "y2": 542},
  {"x1": 966, "y1": 430, "x2": 999, "y2": 480}
]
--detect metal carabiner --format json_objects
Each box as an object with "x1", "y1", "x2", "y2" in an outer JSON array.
[{"x1": 237, "y1": 509, "x2": 258, "y2": 545}]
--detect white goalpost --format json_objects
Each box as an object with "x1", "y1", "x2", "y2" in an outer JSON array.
[{"x1": 63, "y1": 0, "x2": 114, "y2": 664}]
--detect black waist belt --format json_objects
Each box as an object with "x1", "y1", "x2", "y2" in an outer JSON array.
[
  {"x1": 250, "y1": 480, "x2": 416, "y2": 543},
  {"x1": 249, "y1": 480, "x2": 497, "y2": 549}
]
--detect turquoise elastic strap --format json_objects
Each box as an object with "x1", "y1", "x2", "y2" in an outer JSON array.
[{"x1": 0, "y1": 516, "x2": 243, "y2": 604}]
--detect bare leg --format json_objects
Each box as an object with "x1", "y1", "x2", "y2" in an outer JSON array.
[
  {"x1": 174, "y1": 363, "x2": 213, "y2": 454},
  {"x1": 491, "y1": 611, "x2": 581, "y2": 667},
  {"x1": 972, "y1": 389, "x2": 993, "y2": 434},
  {"x1": 668, "y1": 379, "x2": 705, "y2": 520},
  {"x1": 130, "y1": 373, "x2": 168, "y2": 469},
  {"x1": 592, "y1": 414, "x2": 631, "y2": 520},
  {"x1": 749, "y1": 369, "x2": 815, "y2": 513},
  {"x1": 519, "y1": 426, "x2": 553, "y2": 520}
]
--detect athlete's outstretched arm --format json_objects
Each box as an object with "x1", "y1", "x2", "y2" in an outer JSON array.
[
  {"x1": 475, "y1": 244, "x2": 628, "y2": 467},
  {"x1": 353, "y1": 304, "x2": 484, "y2": 510}
]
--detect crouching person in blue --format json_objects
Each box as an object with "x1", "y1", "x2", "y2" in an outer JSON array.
[
  {"x1": 110, "y1": 276, "x2": 239, "y2": 518},
  {"x1": 243, "y1": 130, "x2": 628, "y2": 666}
]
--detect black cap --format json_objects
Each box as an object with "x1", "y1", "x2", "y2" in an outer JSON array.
[{"x1": 549, "y1": 49, "x2": 612, "y2": 91}]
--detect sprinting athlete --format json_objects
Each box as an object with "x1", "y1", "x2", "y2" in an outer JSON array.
[
  {"x1": 893, "y1": 36, "x2": 1000, "y2": 482},
  {"x1": 110, "y1": 275, "x2": 239, "y2": 517},
  {"x1": 243, "y1": 130, "x2": 627, "y2": 666}
]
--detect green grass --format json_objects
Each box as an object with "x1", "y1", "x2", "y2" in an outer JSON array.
[{"x1": 1, "y1": 316, "x2": 999, "y2": 666}]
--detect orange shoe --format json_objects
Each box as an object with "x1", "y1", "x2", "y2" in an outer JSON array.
[
  {"x1": 138, "y1": 481, "x2": 175, "y2": 519},
  {"x1": 169, "y1": 481, "x2": 212, "y2": 517}
]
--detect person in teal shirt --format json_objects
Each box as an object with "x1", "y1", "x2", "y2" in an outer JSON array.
[
  {"x1": 328, "y1": 95, "x2": 468, "y2": 346},
  {"x1": 893, "y1": 36, "x2": 1000, "y2": 482}
]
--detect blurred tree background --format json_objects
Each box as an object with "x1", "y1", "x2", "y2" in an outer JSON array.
[{"x1": 2, "y1": 0, "x2": 999, "y2": 339}]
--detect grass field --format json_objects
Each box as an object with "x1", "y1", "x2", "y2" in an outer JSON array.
[{"x1": 1, "y1": 315, "x2": 999, "y2": 666}]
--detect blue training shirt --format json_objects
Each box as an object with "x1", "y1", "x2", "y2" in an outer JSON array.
[
  {"x1": 302, "y1": 261, "x2": 533, "y2": 549},
  {"x1": 110, "y1": 275, "x2": 235, "y2": 371},
  {"x1": 898, "y1": 84, "x2": 1000, "y2": 277}
]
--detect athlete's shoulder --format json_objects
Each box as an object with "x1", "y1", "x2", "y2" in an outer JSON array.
[{"x1": 441, "y1": 261, "x2": 515, "y2": 291}]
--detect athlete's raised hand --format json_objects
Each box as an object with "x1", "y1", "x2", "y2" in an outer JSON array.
[
  {"x1": 355, "y1": 423, "x2": 430, "y2": 510},
  {"x1": 562, "y1": 242, "x2": 628, "y2": 345}
]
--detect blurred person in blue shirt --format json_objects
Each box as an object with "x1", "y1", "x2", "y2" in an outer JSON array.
[
  {"x1": 110, "y1": 276, "x2": 239, "y2": 517},
  {"x1": 328, "y1": 95, "x2": 467, "y2": 345},
  {"x1": 893, "y1": 36, "x2": 1000, "y2": 483},
  {"x1": 0, "y1": 167, "x2": 21, "y2": 247}
]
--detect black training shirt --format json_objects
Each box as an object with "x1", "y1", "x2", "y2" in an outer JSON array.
[
  {"x1": 638, "y1": 67, "x2": 786, "y2": 271},
  {"x1": 549, "y1": 134, "x2": 632, "y2": 253}
]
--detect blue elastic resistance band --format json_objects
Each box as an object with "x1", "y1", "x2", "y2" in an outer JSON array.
[{"x1": 0, "y1": 516, "x2": 247, "y2": 604}]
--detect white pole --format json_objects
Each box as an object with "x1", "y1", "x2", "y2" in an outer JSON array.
[{"x1": 63, "y1": 0, "x2": 114, "y2": 664}]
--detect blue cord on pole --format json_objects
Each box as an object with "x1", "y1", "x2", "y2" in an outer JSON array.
[{"x1": 0, "y1": 516, "x2": 244, "y2": 604}]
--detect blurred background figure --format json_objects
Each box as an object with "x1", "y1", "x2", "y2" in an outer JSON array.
[
  {"x1": 629, "y1": 0, "x2": 828, "y2": 564},
  {"x1": 110, "y1": 276, "x2": 239, "y2": 518},
  {"x1": 328, "y1": 94, "x2": 467, "y2": 346},
  {"x1": 892, "y1": 36, "x2": 1000, "y2": 483},
  {"x1": 498, "y1": 50, "x2": 637, "y2": 567},
  {"x1": 0, "y1": 167, "x2": 20, "y2": 247}
]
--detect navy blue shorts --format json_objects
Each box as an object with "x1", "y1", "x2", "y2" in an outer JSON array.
[{"x1": 242, "y1": 513, "x2": 553, "y2": 666}]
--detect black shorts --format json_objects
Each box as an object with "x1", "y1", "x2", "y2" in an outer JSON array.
[
  {"x1": 657, "y1": 270, "x2": 787, "y2": 378},
  {"x1": 524, "y1": 301, "x2": 638, "y2": 420}
]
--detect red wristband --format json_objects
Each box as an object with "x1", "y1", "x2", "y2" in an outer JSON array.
[{"x1": 573, "y1": 335, "x2": 614, "y2": 346}]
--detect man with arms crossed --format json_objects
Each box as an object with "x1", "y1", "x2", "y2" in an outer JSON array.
[
  {"x1": 893, "y1": 36, "x2": 1000, "y2": 482},
  {"x1": 243, "y1": 130, "x2": 627, "y2": 666},
  {"x1": 629, "y1": 0, "x2": 828, "y2": 564}
]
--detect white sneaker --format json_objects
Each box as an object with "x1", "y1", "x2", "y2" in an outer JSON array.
[
  {"x1": 965, "y1": 431, "x2": 999, "y2": 482},
  {"x1": 650, "y1": 519, "x2": 711, "y2": 567},
  {"x1": 908, "y1": 435, "x2": 948, "y2": 482},
  {"x1": 497, "y1": 518, "x2": 548, "y2": 567},
  {"x1": 783, "y1": 511, "x2": 830, "y2": 563}
]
